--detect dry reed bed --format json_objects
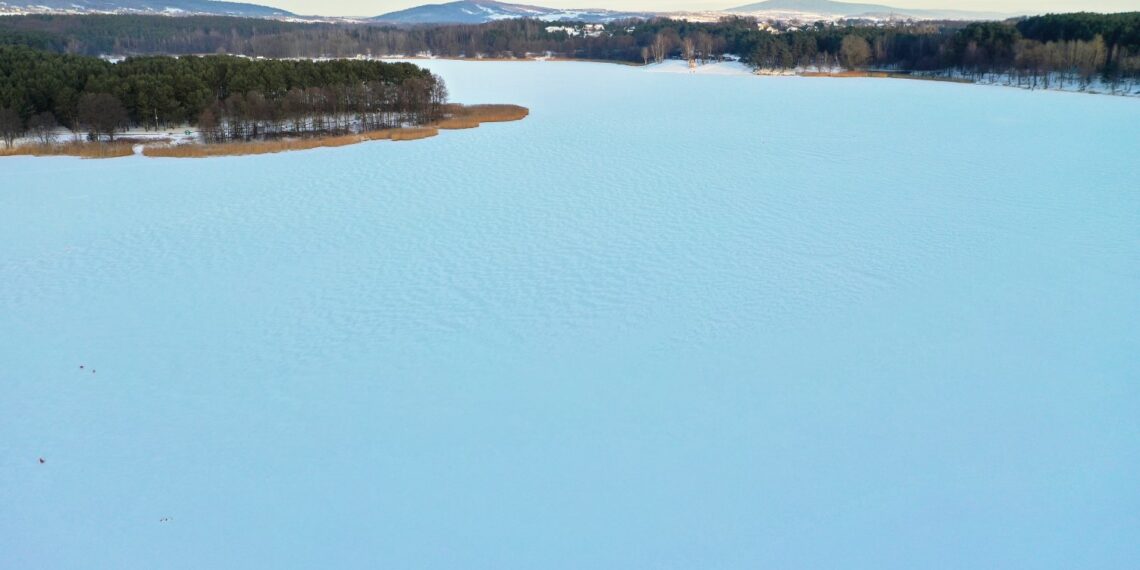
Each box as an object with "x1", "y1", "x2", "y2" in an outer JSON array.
[
  {"x1": 143, "y1": 129, "x2": 403, "y2": 157},
  {"x1": 389, "y1": 127, "x2": 440, "y2": 141},
  {"x1": 436, "y1": 104, "x2": 529, "y2": 129},
  {"x1": 444, "y1": 104, "x2": 530, "y2": 123},
  {"x1": 143, "y1": 127, "x2": 443, "y2": 157},
  {"x1": 0, "y1": 141, "x2": 135, "y2": 158}
]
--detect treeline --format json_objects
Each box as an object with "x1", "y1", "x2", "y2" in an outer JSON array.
[
  {"x1": 657, "y1": 14, "x2": 1140, "y2": 82},
  {"x1": 3, "y1": 12, "x2": 1139, "y2": 68},
  {"x1": 0, "y1": 45, "x2": 445, "y2": 144},
  {"x1": 0, "y1": 15, "x2": 644, "y2": 59},
  {"x1": 1, "y1": 12, "x2": 1138, "y2": 78}
]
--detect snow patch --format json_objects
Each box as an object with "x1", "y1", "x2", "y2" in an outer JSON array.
[{"x1": 643, "y1": 59, "x2": 755, "y2": 76}]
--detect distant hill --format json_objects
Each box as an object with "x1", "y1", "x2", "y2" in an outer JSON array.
[
  {"x1": 727, "y1": 0, "x2": 1009, "y2": 20},
  {"x1": 0, "y1": 0, "x2": 1013, "y2": 23},
  {"x1": 372, "y1": 1, "x2": 650, "y2": 24},
  {"x1": 0, "y1": 0, "x2": 294, "y2": 17}
]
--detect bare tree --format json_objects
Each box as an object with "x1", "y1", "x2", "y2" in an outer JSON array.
[
  {"x1": 840, "y1": 35, "x2": 872, "y2": 70},
  {"x1": 650, "y1": 33, "x2": 669, "y2": 63},
  {"x1": 694, "y1": 31, "x2": 714, "y2": 63},
  {"x1": 27, "y1": 111, "x2": 59, "y2": 144},
  {"x1": 77, "y1": 93, "x2": 128, "y2": 141},
  {"x1": 0, "y1": 107, "x2": 22, "y2": 148},
  {"x1": 197, "y1": 108, "x2": 219, "y2": 142},
  {"x1": 429, "y1": 75, "x2": 449, "y2": 122}
]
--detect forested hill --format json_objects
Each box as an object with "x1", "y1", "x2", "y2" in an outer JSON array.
[{"x1": 1, "y1": 12, "x2": 1137, "y2": 76}]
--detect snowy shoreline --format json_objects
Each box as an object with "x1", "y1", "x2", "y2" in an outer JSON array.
[
  {"x1": 382, "y1": 55, "x2": 1140, "y2": 97},
  {"x1": 90, "y1": 52, "x2": 1140, "y2": 98},
  {"x1": 1, "y1": 105, "x2": 528, "y2": 158}
]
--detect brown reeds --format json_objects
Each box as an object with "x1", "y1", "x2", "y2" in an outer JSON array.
[
  {"x1": 0, "y1": 141, "x2": 135, "y2": 159},
  {"x1": 390, "y1": 127, "x2": 439, "y2": 140},
  {"x1": 435, "y1": 116, "x2": 482, "y2": 129},
  {"x1": 142, "y1": 129, "x2": 403, "y2": 157},
  {"x1": 436, "y1": 104, "x2": 529, "y2": 130}
]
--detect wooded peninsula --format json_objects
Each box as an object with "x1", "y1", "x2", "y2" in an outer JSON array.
[{"x1": 0, "y1": 47, "x2": 527, "y2": 156}]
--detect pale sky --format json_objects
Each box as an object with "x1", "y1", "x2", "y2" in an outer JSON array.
[{"x1": 267, "y1": 0, "x2": 1140, "y2": 19}]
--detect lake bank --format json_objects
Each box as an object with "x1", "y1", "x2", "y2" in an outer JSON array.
[
  {"x1": 387, "y1": 55, "x2": 1140, "y2": 97},
  {"x1": 799, "y1": 70, "x2": 975, "y2": 84},
  {"x1": 0, "y1": 104, "x2": 528, "y2": 159}
]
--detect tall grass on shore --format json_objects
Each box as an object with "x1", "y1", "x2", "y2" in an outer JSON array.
[
  {"x1": 0, "y1": 141, "x2": 135, "y2": 158},
  {"x1": 389, "y1": 127, "x2": 440, "y2": 141},
  {"x1": 143, "y1": 127, "x2": 443, "y2": 157},
  {"x1": 437, "y1": 104, "x2": 529, "y2": 129},
  {"x1": 145, "y1": 129, "x2": 391, "y2": 157}
]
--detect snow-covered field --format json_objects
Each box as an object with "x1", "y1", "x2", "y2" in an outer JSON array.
[
  {"x1": 2, "y1": 60, "x2": 1138, "y2": 568},
  {"x1": 9, "y1": 126, "x2": 198, "y2": 149}
]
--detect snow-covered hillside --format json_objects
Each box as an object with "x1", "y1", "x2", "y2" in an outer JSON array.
[
  {"x1": 372, "y1": 0, "x2": 650, "y2": 24},
  {"x1": 727, "y1": 0, "x2": 1010, "y2": 20},
  {"x1": 0, "y1": 0, "x2": 292, "y2": 17}
]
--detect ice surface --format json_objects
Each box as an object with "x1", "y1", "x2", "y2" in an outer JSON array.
[{"x1": 2, "y1": 61, "x2": 1139, "y2": 568}]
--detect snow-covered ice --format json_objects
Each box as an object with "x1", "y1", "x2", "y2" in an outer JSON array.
[{"x1": 2, "y1": 60, "x2": 1139, "y2": 568}]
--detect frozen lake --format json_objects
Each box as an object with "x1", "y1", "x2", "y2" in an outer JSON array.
[{"x1": 2, "y1": 60, "x2": 1138, "y2": 568}]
